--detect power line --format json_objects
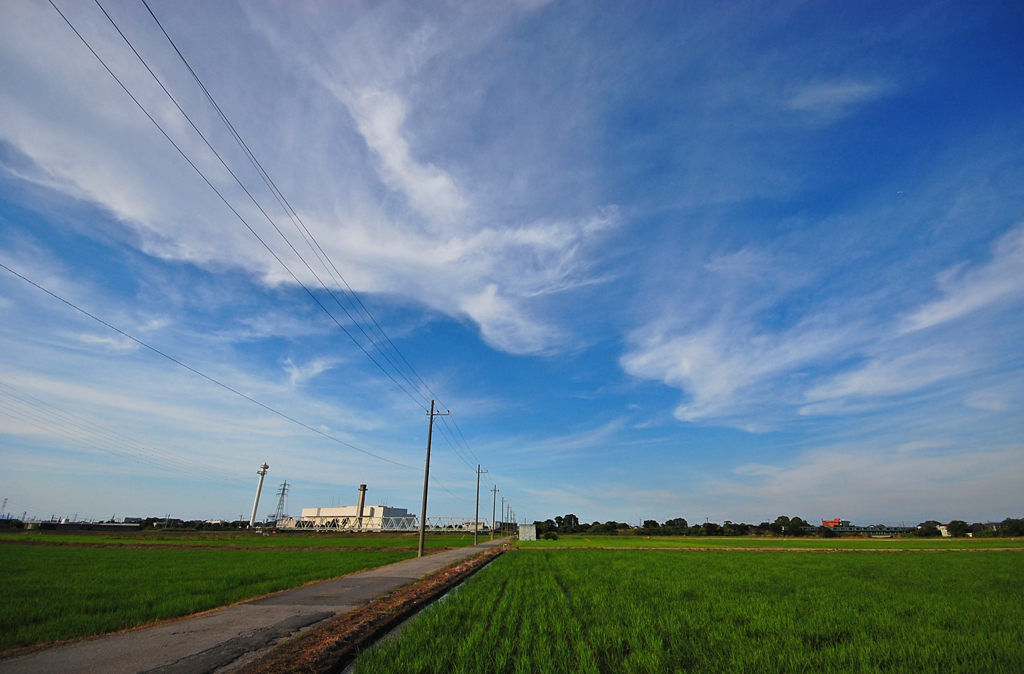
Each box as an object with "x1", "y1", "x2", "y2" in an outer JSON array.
[
  {"x1": 43, "y1": 1, "x2": 486, "y2": 500},
  {"x1": 137, "y1": 0, "x2": 485, "y2": 467},
  {"x1": 0, "y1": 264, "x2": 475, "y2": 501},
  {"x1": 0, "y1": 398, "x2": 242, "y2": 488},
  {"x1": 0, "y1": 261, "x2": 415, "y2": 470},
  {"x1": 0, "y1": 379, "x2": 247, "y2": 487},
  {"x1": 87, "y1": 0, "x2": 430, "y2": 413}
]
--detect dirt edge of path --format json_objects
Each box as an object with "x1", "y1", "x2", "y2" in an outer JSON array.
[{"x1": 234, "y1": 544, "x2": 509, "y2": 674}]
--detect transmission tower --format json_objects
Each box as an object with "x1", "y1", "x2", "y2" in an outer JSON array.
[{"x1": 271, "y1": 480, "x2": 289, "y2": 521}]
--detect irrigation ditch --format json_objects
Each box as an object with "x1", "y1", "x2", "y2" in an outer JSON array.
[{"x1": 234, "y1": 543, "x2": 509, "y2": 674}]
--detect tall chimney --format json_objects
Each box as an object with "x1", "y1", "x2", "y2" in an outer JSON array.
[
  {"x1": 249, "y1": 463, "x2": 269, "y2": 528},
  {"x1": 356, "y1": 484, "x2": 367, "y2": 531}
]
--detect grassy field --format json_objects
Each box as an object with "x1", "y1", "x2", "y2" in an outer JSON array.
[
  {"x1": 518, "y1": 534, "x2": 1024, "y2": 549},
  {"x1": 0, "y1": 545, "x2": 412, "y2": 652},
  {"x1": 0, "y1": 530, "x2": 481, "y2": 549},
  {"x1": 354, "y1": 549, "x2": 1024, "y2": 673}
]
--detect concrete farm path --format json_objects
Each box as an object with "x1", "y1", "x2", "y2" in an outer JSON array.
[{"x1": 1, "y1": 538, "x2": 508, "y2": 674}]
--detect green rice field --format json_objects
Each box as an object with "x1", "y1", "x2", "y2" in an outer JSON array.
[
  {"x1": 0, "y1": 530, "x2": 480, "y2": 549},
  {"x1": 518, "y1": 534, "x2": 1024, "y2": 549},
  {"x1": 0, "y1": 544, "x2": 412, "y2": 652},
  {"x1": 354, "y1": 549, "x2": 1024, "y2": 673}
]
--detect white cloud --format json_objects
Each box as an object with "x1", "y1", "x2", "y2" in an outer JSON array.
[
  {"x1": 721, "y1": 442, "x2": 1024, "y2": 523},
  {"x1": 460, "y1": 284, "x2": 558, "y2": 355},
  {"x1": 800, "y1": 346, "x2": 972, "y2": 414},
  {"x1": 623, "y1": 211, "x2": 1024, "y2": 427},
  {"x1": 622, "y1": 317, "x2": 851, "y2": 423},
  {"x1": 902, "y1": 224, "x2": 1024, "y2": 333},
  {"x1": 0, "y1": 1, "x2": 612, "y2": 356},
  {"x1": 76, "y1": 333, "x2": 138, "y2": 352},
  {"x1": 787, "y1": 79, "x2": 888, "y2": 120},
  {"x1": 283, "y1": 357, "x2": 338, "y2": 387},
  {"x1": 348, "y1": 88, "x2": 466, "y2": 225}
]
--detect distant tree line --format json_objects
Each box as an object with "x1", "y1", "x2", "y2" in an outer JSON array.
[{"x1": 531, "y1": 515, "x2": 1024, "y2": 539}]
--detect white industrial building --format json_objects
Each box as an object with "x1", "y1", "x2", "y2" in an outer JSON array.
[
  {"x1": 278, "y1": 483, "x2": 489, "y2": 533},
  {"x1": 295, "y1": 505, "x2": 410, "y2": 531}
]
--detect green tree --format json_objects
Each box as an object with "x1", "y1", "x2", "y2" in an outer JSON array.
[
  {"x1": 769, "y1": 516, "x2": 791, "y2": 535},
  {"x1": 999, "y1": 518, "x2": 1024, "y2": 536},
  {"x1": 789, "y1": 517, "x2": 811, "y2": 537},
  {"x1": 947, "y1": 520, "x2": 970, "y2": 538},
  {"x1": 817, "y1": 525, "x2": 839, "y2": 538},
  {"x1": 534, "y1": 519, "x2": 557, "y2": 535}
]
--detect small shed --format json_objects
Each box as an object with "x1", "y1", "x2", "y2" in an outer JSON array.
[{"x1": 519, "y1": 523, "x2": 537, "y2": 541}]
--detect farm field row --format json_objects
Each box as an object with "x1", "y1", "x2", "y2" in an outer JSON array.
[
  {"x1": 355, "y1": 549, "x2": 1024, "y2": 673},
  {"x1": 517, "y1": 534, "x2": 1024, "y2": 549},
  {"x1": 0, "y1": 530, "x2": 482, "y2": 549},
  {"x1": 0, "y1": 545, "x2": 412, "y2": 652}
]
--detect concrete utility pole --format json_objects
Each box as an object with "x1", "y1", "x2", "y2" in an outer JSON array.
[
  {"x1": 491, "y1": 485, "x2": 499, "y2": 540},
  {"x1": 501, "y1": 497, "x2": 505, "y2": 537},
  {"x1": 249, "y1": 463, "x2": 269, "y2": 528},
  {"x1": 474, "y1": 465, "x2": 487, "y2": 545},
  {"x1": 356, "y1": 484, "x2": 367, "y2": 531},
  {"x1": 417, "y1": 401, "x2": 449, "y2": 558}
]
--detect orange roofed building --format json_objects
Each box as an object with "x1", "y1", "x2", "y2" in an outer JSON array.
[{"x1": 821, "y1": 518, "x2": 851, "y2": 528}]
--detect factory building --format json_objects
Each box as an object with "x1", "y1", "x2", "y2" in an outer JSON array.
[
  {"x1": 821, "y1": 518, "x2": 851, "y2": 528},
  {"x1": 296, "y1": 505, "x2": 410, "y2": 530},
  {"x1": 282, "y1": 483, "x2": 411, "y2": 531}
]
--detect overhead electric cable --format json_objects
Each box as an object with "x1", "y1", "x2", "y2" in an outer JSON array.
[
  {"x1": 0, "y1": 263, "x2": 473, "y2": 501},
  {"x1": 0, "y1": 380, "x2": 247, "y2": 487},
  {"x1": 138, "y1": 0, "x2": 486, "y2": 464},
  {"x1": 45, "y1": 1, "x2": 484, "y2": 499},
  {"x1": 141, "y1": 1, "x2": 437, "y2": 412},
  {"x1": 0, "y1": 261, "x2": 415, "y2": 470},
  {"x1": 89, "y1": 0, "x2": 430, "y2": 413},
  {"x1": 0, "y1": 399, "x2": 243, "y2": 488}
]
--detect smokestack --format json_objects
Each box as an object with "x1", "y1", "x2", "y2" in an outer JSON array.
[
  {"x1": 357, "y1": 484, "x2": 367, "y2": 530},
  {"x1": 249, "y1": 463, "x2": 269, "y2": 528}
]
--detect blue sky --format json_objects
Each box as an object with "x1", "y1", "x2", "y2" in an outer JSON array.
[{"x1": 1, "y1": 0, "x2": 1022, "y2": 526}]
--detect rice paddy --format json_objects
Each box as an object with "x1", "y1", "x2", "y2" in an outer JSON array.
[
  {"x1": 0, "y1": 539, "x2": 414, "y2": 651},
  {"x1": 353, "y1": 548, "x2": 1024, "y2": 673},
  {"x1": 517, "y1": 534, "x2": 1024, "y2": 550},
  {"x1": 0, "y1": 530, "x2": 480, "y2": 549}
]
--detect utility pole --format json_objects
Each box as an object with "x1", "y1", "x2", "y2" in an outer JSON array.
[
  {"x1": 491, "y1": 486, "x2": 499, "y2": 541},
  {"x1": 417, "y1": 401, "x2": 449, "y2": 558},
  {"x1": 474, "y1": 465, "x2": 487, "y2": 545},
  {"x1": 250, "y1": 463, "x2": 269, "y2": 528},
  {"x1": 501, "y1": 497, "x2": 505, "y2": 537}
]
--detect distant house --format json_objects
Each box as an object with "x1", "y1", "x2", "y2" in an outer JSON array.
[
  {"x1": 937, "y1": 524, "x2": 951, "y2": 537},
  {"x1": 821, "y1": 518, "x2": 851, "y2": 528},
  {"x1": 812, "y1": 519, "x2": 912, "y2": 535}
]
